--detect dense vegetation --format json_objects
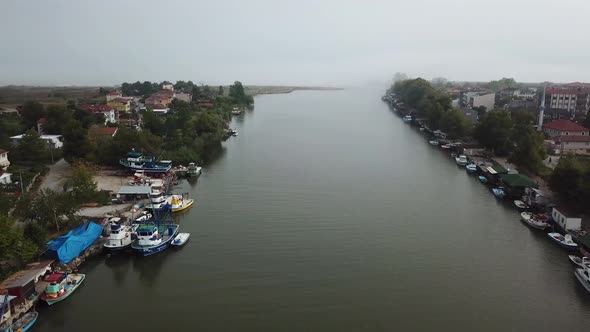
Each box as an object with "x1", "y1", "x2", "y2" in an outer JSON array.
[
  {"x1": 390, "y1": 78, "x2": 471, "y2": 139},
  {"x1": 549, "y1": 156, "x2": 590, "y2": 212}
]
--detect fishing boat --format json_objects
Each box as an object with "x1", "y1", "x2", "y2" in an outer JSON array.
[
  {"x1": 161, "y1": 194, "x2": 194, "y2": 213},
  {"x1": 520, "y1": 212, "x2": 550, "y2": 230},
  {"x1": 478, "y1": 175, "x2": 488, "y2": 183},
  {"x1": 402, "y1": 115, "x2": 412, "y2": 123},
  {"x1": 514, "y1": 200, "x2": 529, "y2": 209},
  {"x1": 171, "y1": 233, "x2": 190, "y2": 247},
  {"x1": 187, "y1": 162, "x2": 202, "y2": 177},
  {"x1": 465, "y1": 163, "x2": 477, "y2": 173},
  {"x1": 569, "y1": 255, "x2": 590, "y2": 268},
  {"x1": 131, "y1": 223, "x2": 179, "y2": 256},
  {"x1": 103, "y1": 218, "x2": 137, "y2": 253},
  {"x1": 119, "y1": 149, "x2": 172, "y2": 174},
  {"x1": 428, "y1": 140, "x2": 439, "y2": 146},
  {"x1": 41, "y1": 273, "x2": 85, "y2": 305},
  {"x1": 149, "y1": 179, "x2": 166, "y2": 205},
  {"x1": 547, "y1": 233, "x2": 578, "y2": 250},
  {"x1": 492, "y1": 187, "x2": 506, "y2": 198},
  {"x1": 1, "y1": 310, "x2": 38, "y2": 332},
  {"x1": 574, "y1": 265, "x2": 590, "y2": 294},
  {"x1": 454, "y1": 155, "x2": 468, "y2": 166}
]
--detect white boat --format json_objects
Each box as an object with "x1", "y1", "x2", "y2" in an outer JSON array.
[
  {"x1": 569, "y1": 255, "x2": 590, "y2": 268},
  {"x1": 103, "y1": 218, "x2": 137, "y2": 253},
  {"x1": 455, "y1": 155, "x2": 468, "y2": 166},
  {"x1": 465, "y1": 163, "x2": 477, "y2": 172},
  {"x1": 150, "y1": 179, "x2": 166, "y2": 205},
  {"x1": 402, "y1": 115, "x2": 412, "y2": 123},
  {"x1": 574, "y1": 266, "x2": 590, "y2": 294},
  {"x1": 429, "y1": 140, "x2": 439, "y2": 146},
  {"x1": 440, "y1": 144, "x2": 451, "y2": 149},
  {"x1": 133, "y1": 211, "x2": 152, "y2": 223},
  {"x1": 520, "y1": 212, "x2": 550, "y2": 230},
  {"x1": 547, "y1": 233, "x2": 578, "y2": 250},
  {"x1": 514, "y1": 200, "x2": 528, "y2": 209},
  {"x1": 171, "y1": 233, "x2": 190, "y2": 247}
]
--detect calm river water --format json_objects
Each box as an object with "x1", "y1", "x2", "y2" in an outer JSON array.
[{"x1": 37, "y1": 87, "x2": 590, "y2": 331}]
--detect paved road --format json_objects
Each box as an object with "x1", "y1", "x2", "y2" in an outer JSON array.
[{"x1": 39, "y1": 158, "x2": 71, "y2": 192}]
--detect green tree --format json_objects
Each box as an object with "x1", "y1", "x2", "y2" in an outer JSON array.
[
  {"x1": 474, "y1": 110, "x2": 514, "y2": 155},
  {"x1": 0, "y1": 215, "x2": 39, "y2": 278},
  {"x1": 20, "y1": 101, "x2": 45, "y2": 129},
  {"x1": 549, "y1": 156, "x2": 589, "y2": 210},
  {"x1": 43, "y1": 104, "x2": 72, "y2": 134},
  {"x1": 64, "y1": 162, "x2": 98, "y2": 204},
  {"x1": 23, "y1": 221, "x2": 48, "y2": 248},
  {"x1": 62, "y1": 119, "x2": 91, "y2": 161},
  {"x1": 439, "y1": 108, "x2": 470, "y2": 139},
  {"x1": 143, "y1": 109, "x2": 165, "y2": 136},
  {"x1": 218, "y1": 86, "x2": 224, "y2": 96},
  {"x1": 12, "y1": 129, "x2": 50, "y2": 164},
  {"x1": 31, "y1": 189, "x2": 78, "y2": 231}
]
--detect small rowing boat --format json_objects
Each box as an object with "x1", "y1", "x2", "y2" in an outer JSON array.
[{"x1": 171, "y1": 233, "x2": 190, "y2": 247}]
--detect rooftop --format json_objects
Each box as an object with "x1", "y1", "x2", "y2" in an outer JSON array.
[
  {"x1": 555, "y1": 135, "x2": 590, "y2": 142},
  {"x1": 0, "y1": 260, "x2": 53, "y2": 289},
  {"x1": 80, "y1": 104, "x2": 115, "y2": 112},
  {"x1": 546, "y1": 89, "x2": 581, "y2": 95},
  {"x1": 0, "y1": 149, "x2": 7, "y2": 154},
  {"x1": 88, "y1": 126, "x2": 118, "y2": 138},
  {"x1": 500, "y1": 174, "x2": 538, "y2": 188},
  {"x1": 110, "y1": 98, "x2": 130, "y2": 103},
  {"x1": 118, "y1": 185, "x2": 151, "y2": 195},
  {"x1": 543, "y1": 119, "x2": 589, "y2": 132}
]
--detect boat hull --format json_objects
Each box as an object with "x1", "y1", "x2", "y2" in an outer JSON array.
[
  {"x1": 478, "y1": 176, "x2": 488, "y2": 183},
  {"x1": 131, "y1": 226, "x2": 179, "y2": 256},
  {"x1": 41, "y1": 274, "x2": 85, "y2": 305},
  {"x1": 103, "y1": 242, "x2": 132, "y2": 253},
  {"x1": 172, "y1": 199, "x2": 194, "y2": 212},
  {"x1": 574, "y1": 269, "x2": 590, "y2": 293},
  {"x1": 547, "y1": 234, "x2": 578, "y2": 250}
]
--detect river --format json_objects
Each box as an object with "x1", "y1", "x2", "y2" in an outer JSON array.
[{"x1": 37, "y1": 87, "x2": 590, "y2": 331}]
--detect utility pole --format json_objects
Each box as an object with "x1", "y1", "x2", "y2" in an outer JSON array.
[{"x1": 19, "y1": 171, "x2": 24, "y2": 194}]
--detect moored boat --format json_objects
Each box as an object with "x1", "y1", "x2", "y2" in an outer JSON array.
[
  {"x1": 41, "y1": 273, "x2": 85, "y2": 305},
  {"x1": 187, "y1": 162, "x2": 202, "y2": 177},
  {"x1": 402, "y1": 115, "x2": 412, "y2": 123},
  {"x1": 514, "y1": 200, "x2": 528, "y2": 209},
  {"x1": 465, "y1": 163, "x2": 477, "y2": 173},
  {"x1": 569, "y1": 255, "x2": 590, "y2": 268},
  {"x1": 455, "y1": 155, "x2": 468, "y2": 166},
  {"x1": 492, "y1": 187, "x2": 506, "y2": 198},
  {"x1": 119, "y1": 149, "x2": 172, "y2": 174},
  {"x1": 547, "y1": 233, "x2": 578, "y2": 250},
  {"x1": 574, "y1": 266, "x2": 590, "y2": 294},
  {"x1": 171, "y1": 233, "x2": 190, "y2": 247},
  {"x1": 103, "y1": 218, "x2": 136, "y2": 253},
  {"x1": 131, "y1": 223, "x2": 179, "y2": 256},
  {"x1": 478, "y1": 175, "x2": 488, "y2": 183},
  {"x1": 520, "y1": 212, "x2": 550, "y2": 230},
  {"x1": 1, "y1": 310, "x2": 38, "y2": 332},
  {"x1": 429, "y1": 140, "x2": 439, "y2": 146}
]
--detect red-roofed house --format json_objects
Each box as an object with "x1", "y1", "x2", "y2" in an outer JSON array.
[
  {"x1": 151, "y1": 104, "x2": 170, "y2": 114},
  {"x1": 106, "y1": 90, "x2": 123, "y2": 102},
  {"x1": 88, "y1": 126, "x2": 118, "y2": 140},
  {"x1": 145, "y1": 95, "x2": 172, "y2": 107},
  {"x1": 554, "y1": 135, "x2": 590, "y2": 153},
  {"x1": 543, "y1": 119, "x2": 589, "y2": 137},
  {"x1": 80, "y1": 105, "x2": 117, "y2": 124}
]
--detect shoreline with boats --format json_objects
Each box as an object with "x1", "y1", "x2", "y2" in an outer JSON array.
[
  {"x1": 0, "y1": 147, "x2": 211, "y2": 331},
  {"x1": 382, "y1": 91, "x2": 590, "y2": 295}
]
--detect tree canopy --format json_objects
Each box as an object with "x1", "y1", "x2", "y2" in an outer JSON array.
[{"x1": 549, "y1": 156, "x2": 590, "y2": 211}]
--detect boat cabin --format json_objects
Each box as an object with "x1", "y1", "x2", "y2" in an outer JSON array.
[
  {"x1": 552, "y1": 207, "x2": 582, "y2": 231},
  {"x1": 577, "y1": 234, "x2": 590, "y2": 258},
  {"x1": 136, "y1": 225, "x2": 162, "y2": 246},
  {"x1": 479, "y1": 165, "x2": 509, "y2": 185},
  {"x1": 0, "y1": 295, "x2": 17, "y2": 328},
  {"x1": 523, "y1": 188, "x2": 549, "y2": 208}
]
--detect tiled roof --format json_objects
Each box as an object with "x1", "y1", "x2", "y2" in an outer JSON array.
[
  {"x1": 0, "y1": 149, "x2": 8, "y2": 154},
  {"x1": 543, "y1": 119, "x2": 589, "y2": 132},
  {"x1": 546, "y1": 89, "x2": 581, "y2": 95},
  {"x1": 555, "y1": 135, "x2": 590, "y2": 142},
  {"x1": 152, "y1": 104, "x2": 168, "y2": 109},
  {"x1": 157, "y1": 89, "x2": 174, "y2": 96},
  {"x1": 107, "y1": 91, "x2": 121, "y2": 95},
  {"x1": 37, "y1": 117, "x2": 47, "y2": 123},
  {"x1": 88, "y1": 126, "x2": 118, "y2": 138},
  {"x1": 80, "y1": 104, "x2": 114, "y2": 112},
  {"x1": 111, "y1": 98, "x2": 130, "y2": 103}
]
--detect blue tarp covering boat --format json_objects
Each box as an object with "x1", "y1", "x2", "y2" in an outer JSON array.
[{"x1": 47, "y1": 222, "x2": 103, "y2": 264}]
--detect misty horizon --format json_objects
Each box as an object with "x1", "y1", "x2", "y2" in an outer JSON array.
[{"x1": 2, "y1": 0, "x2": 589, "y2": 86}]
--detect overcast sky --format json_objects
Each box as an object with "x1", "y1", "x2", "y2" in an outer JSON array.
[{"x1": 1, "y1": 0, "x2": 589, "y2": 86}]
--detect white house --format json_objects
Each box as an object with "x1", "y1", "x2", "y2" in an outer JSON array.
[
  {"x1": 0, "y1": 149, "x2": 9, "y2": 170},
  {"x1": 0, "y1": 172, "x2": 12, "y2": 184},
  {"x1": 162, "y1": 83, "x2": 174, "y2": 90},
  {"x1": 10, "y1": 134, "x2": 63, "y2": 149},
  {"x1": 80, "y1": 105, "x2": 117, "y2": 124},
  {"x1": 552, "y1": 207, "x2": 582, "y2": 231},
  {"x1": 174, "y1": 92, "x2": 192, "y2": 102}
]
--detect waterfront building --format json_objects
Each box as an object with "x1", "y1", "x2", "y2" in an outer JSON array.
[
  {"x1": 0, "y1": 149, "x2": 9, "y2": 170},
  {"x1": 462, "y1": 92, "x2": 495, "y2": 112},
  {"x1": 106, "y1": 90, "x2": 123, "y2": 102},
  {"x1": 10, "y1": 134, "x2": 63, "y2": 149}
]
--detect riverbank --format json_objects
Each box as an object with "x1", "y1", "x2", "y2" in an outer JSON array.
[{"x1": 244, "y1": 85, "x2": 343, "y2": 96}]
